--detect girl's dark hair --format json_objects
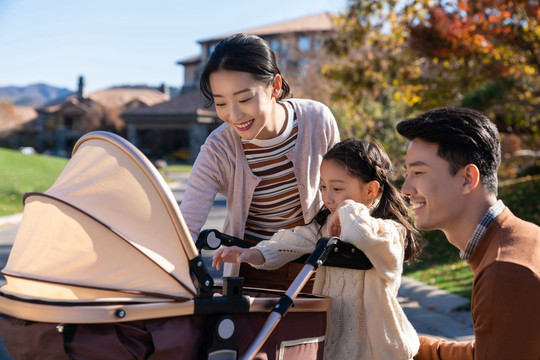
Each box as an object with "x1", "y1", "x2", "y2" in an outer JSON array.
[
  {"x1": 314, "y1": 138, "x2": 422, "y2": 263},
  {"x1": 200, "y1": 33, "x2": 291, "y2": 107}
]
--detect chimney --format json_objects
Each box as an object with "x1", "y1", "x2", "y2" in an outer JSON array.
[
  {"x1": 159, "y1": 83, "x2": 170, "y2": 97},
  {"x1": 77, "y1": 76, "x2": 85, "y2": 101}
]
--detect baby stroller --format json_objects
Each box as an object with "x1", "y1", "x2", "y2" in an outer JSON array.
[{"x1": 0, "y1": 131, "x2": 372, "y2": 360}]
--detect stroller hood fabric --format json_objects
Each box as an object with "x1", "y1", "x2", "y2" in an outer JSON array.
[{"x1": 2, "y1": 131, "x2": 199, "y2": 303}]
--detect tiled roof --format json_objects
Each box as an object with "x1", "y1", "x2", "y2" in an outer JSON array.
[
  {"x1": 38, "y1": 88, "x2": 170, "y2": 114},
  {"x1": 177, "y1": 55, "x2": 202, "y2": 66},
  {"x1": 88, "y1": 88, "x2": 170, "y2": 108},
  {"x1": 122, "y1": 89, "x2": 216, "y2": 120},
  {"x1": 198, "y1": 12, "x2": 335, "y2": 43},
  {"x1": 0, "y1": 105, "x2": 38, "y2": 132}
]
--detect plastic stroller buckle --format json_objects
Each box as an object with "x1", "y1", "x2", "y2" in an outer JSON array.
[
  {"x1": 189, "y1": 254, "x2": 215, "y2": 299},
  {"x1": 194, "y1": 277, "x2": 250, "y2": 315},
  {"x1": 273, "y1": 295, "x2": 294, "y2": 317}
]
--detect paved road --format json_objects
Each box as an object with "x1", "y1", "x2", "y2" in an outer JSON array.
[{"x1": 0, "y1": 173, "x2": 474, "y2": 358}]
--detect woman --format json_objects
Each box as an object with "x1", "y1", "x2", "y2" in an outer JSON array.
[{"x1": 180, "y1": 33, "x2": 340, "y2": 290}]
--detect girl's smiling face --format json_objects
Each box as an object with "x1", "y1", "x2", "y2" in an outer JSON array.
[
  {"x1": 319, "y1": 159, "x2": 374, "y2": 213},
  {"x1": 209, "y1": 69, "x2": 282, "y2": 141}
]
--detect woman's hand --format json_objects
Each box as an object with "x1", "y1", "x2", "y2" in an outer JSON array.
[
  {"x1": 327, "y1": 199, "x2": 357, "y2": 237},
  {"x1": 211, "y1": 246, "x2": 265, "y2": 270}
]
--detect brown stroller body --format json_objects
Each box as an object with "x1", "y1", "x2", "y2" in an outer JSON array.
[{"x1": 0, "y1": 132, "x2": 331, "y2": 359}]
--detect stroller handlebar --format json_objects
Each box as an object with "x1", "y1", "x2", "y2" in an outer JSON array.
[{"x1": 196, "y1": 230, "x2": 374, "y2": 271}]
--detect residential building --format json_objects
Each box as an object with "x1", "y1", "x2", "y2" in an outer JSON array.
[
  {"x1": 35, "y1": 77, "x2": 170, "y2": 156},
  {"x1": 0, "y1": 102, "x2": 38, "y2": 149},
  {"x1": 122, "y1": 12, "x2": 336, "y2": 163}
]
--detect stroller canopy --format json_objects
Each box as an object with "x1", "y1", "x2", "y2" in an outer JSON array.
[{"x1": 2, "y1": 131, "x2": 199, "y2": 303}]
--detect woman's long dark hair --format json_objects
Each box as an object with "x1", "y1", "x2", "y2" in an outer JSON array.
[
  {"x1": 200, "y1": 33, "x2": 291, "y2": 107},
  {"x1": 314, "y1": 139, "x2": 421, "y2": 263}
]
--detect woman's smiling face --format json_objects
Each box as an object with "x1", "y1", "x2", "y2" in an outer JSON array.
[{"x1": 209, "y1": 69, "x2": 281, "y2": 141}]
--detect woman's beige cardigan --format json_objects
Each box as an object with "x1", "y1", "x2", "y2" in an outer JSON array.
[{"x1": 179, "y1": 98, "x2": 340, "y2": 276}]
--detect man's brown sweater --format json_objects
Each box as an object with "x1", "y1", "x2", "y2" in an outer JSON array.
[{"x1": 414, "y1": 208, "x2": 540, "y2": 359}]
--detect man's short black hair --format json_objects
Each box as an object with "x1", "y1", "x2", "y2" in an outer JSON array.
[{"x1": 397, "y1": 107, "x2": 501, "y2": 195}]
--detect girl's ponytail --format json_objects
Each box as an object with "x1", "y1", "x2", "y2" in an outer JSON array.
[{"x1": 372, "y1": 178, "x2": 421, "y2": 263}]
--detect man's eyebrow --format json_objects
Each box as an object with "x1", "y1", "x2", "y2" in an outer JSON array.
[{"x1": 405, "y1": 160, "x2": 428, "y2": 168}]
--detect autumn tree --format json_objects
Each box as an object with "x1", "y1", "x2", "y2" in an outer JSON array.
[
  {"x1": 408, "y1": 0, "x2": 540, "y2": 134},
  {"x1": 322, "y1": 0, "x2": 432, "y2": 167},
  {"x1": 323, "y1": 0, "x2": 539, "y2": 171}
]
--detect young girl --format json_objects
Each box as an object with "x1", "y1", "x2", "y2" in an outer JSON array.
[
  {"x1": 179, "y1": 33, "x2": 340, "y2": 290},
  {"x1": 213, "y1": 139, "x2": 421, "y2": 359}
]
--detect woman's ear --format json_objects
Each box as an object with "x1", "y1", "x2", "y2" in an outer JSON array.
[
  {"x1": 272, "y1": 74, "x2": 282, "y2": 98},
  {"x1": 462, "y1": 164, "x2": 480, "y2": 194},
  {"x1": 367, "y1": 180, "x2": 380, "y2": 199}
]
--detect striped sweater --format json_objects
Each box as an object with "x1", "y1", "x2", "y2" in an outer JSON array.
[{"x1": 243, "y1": 102, "x2": 304, "y2": 243}]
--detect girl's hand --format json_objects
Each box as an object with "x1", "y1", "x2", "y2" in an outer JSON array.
[
  {"x1": 211, "y1": 246, "x2": 265, "y2": 270},
  {"x1": 328, "y1": 199, "x2": 357, "y2": 237}
]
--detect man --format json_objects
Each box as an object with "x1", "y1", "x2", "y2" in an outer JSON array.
[{"x1": 397, "y1": 108, "x2": 540, "y2": 360}]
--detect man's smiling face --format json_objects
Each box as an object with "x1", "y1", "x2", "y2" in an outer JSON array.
[{"x1": 401, "y1": 138, "x2": 466, "y2": 232}]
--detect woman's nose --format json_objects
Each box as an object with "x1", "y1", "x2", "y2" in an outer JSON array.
[{"x1": 229, "y1": 103, "x2": 243, "y2": 122}]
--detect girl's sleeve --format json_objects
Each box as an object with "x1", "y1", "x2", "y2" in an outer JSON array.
[
  {"x1": 338, "y1": 203, "x2": 406, "y2": 284},
  {"x1": 179, "y1": 143, "x2": 223, "y2": 243},
  {"x1": 252, "y1": 222, "x2": 320, "y2": 270}
]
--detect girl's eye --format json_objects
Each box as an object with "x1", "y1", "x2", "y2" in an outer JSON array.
[
  {"x1": 215, "y1": 103, "x2": 225, "y2": 107},
  {"x1": 333, "y1": 188, "x2": 342, "y2": 192},
  {"x1": 239, "y1": 97, "x2": 252, "y2": 103},
  {"x1": 319, "y1": 185, "x2": 326, "y2": 191}
]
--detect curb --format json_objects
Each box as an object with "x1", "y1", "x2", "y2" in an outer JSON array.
[
  {"x1": 0, "y1": 214, "x2": 22, "y2": 228},
  {"x1": 399, "y1": 276, "x2": 470, "y2": 314}
]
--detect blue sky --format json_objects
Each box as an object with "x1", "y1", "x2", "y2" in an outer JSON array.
[{"x1": 0, "y1": 0, "x2": 348, "y2": 93}]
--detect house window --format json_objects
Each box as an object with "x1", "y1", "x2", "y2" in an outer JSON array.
[
  {"x1": 298, "y1": 37, "x2": 310, "y2": 51},
  {"x1": 298, "y1": 58, "x2": 309, "y2": 77},
  {"x1": 65, "y1": 116, "x2": 84, "y2": 132},
  {"x1": 44, "y1": 116, "x2": 56, "y2": 131},
  {"x1": 270, "y1": 39, "x2": 280, "y2": 52}
]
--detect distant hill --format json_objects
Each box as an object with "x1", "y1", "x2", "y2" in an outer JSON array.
[{"x1": 0, "y1": 84, "x2": 75, "y2": 108}]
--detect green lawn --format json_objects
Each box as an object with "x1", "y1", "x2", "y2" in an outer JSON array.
[
  {"x1": 162, "y1": 164, "x2": 193, "y2": 173},
  {"x1": 0, "y1": 148, "x2": 192, "y2": 216},
  {"x1": 0, "y1": 148, "x2": 69, "y2": 216},
  {"x1": 404, "y1": 174, "x2": 540, "y2": 305}
]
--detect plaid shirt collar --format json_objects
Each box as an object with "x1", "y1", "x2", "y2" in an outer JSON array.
[{"x1": 460, "y1": 200, "x2": 506, "y2": 260}]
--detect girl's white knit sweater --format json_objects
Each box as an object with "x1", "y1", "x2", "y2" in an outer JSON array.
[{"x1": 253, "y1": 203, "x2": 419, "y2": 360}]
